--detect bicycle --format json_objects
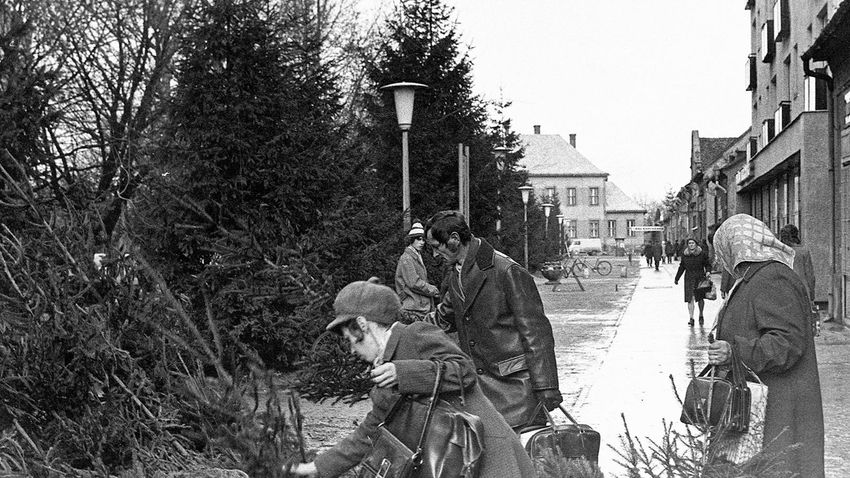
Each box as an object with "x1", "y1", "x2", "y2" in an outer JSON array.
[{"x1": 563, "y1": 254, "x2": 612, "y2": 277}]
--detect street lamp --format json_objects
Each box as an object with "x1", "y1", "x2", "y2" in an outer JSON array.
[
  {"x1": 518, "y1": 185, "x2": 534, "y2": 270},
  {"x1": 541, "y1": 203, "x2": 554, "y2": 238},
  {"x1": 556, "y1": 214, "x2": 565, "y2": 256},
  {"x1": 381, "y1": 81, "x2": 428, "y2": 232},
  {"x1": 493, "y1": 146, "x2": 510, "y2": 235}
]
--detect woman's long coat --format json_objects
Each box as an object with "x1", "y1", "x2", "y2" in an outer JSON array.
[
  {"x1": 716, "y1": 261, "x2": 824, "y2": 477},
  {"x1": 314, "y1": 321, "x2": 536, "y2": 478},
  {"x1": 674, "y1": 248, "x2": 711, "y2": 302}
]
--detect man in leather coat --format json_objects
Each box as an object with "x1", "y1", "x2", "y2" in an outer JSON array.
[{"x1": 424, "y1": 210, "x2": 562, "y2": 430}]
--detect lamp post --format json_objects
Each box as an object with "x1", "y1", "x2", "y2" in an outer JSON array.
[
  {"x1": 541, "y1": 203, "x2": 554, "y2": 260},
  {"x1": 381, "y1": 81, "x2": 428, "y2": 232},
  {"x1": 518, "y1": 185, "x2": 534, "y2": 270},
  {"x1": 556, "y1": 214, "x2": 565, "y2": 256},
  {"x1": 493, "y1": 146, "x2": 510, "y2": 237}
]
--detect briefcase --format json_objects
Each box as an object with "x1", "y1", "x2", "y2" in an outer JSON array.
[{"x1": 520, "y1": 404, "x2": 601, "y2": 464}]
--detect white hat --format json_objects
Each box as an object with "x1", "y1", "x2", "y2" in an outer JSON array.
[{"x1": 407, "y1": 222, "x2": 425, "y2": 238}]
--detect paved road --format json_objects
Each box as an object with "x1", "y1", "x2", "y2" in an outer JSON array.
[{"x1": 548, "y1": 260, "x2": 850, "y2": 477}]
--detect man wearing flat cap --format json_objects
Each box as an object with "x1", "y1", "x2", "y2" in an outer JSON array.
[
  {"x1": 395, "y1": 220, "x2": 440, "y2": 323},
  {"x1": 425, "y1": 210, "x2": 561, "y2": 430}
]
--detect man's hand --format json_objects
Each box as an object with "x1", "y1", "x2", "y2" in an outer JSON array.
[
  {"x1": 534, "y1": 388, "x2": 563, "y2": 411},
  {"x1": 674, "y1": 280, "x2": 678, "y2": 285},
  {"x1": 370, "y1": 362, "x2": 398, "y2": 388}
]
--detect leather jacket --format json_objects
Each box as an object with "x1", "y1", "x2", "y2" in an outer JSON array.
[{"x1": 435, "y1": 237, "x2": 560, "y2": 427}]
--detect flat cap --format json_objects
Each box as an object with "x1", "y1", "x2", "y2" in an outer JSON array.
[{"x1": 327, "y1": 278, "x2": 400, "y2": 331}]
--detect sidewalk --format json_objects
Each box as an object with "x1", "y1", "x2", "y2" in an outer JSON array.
[{"x1": 574, "y1": 261, "x2": 850, "y2": 477}]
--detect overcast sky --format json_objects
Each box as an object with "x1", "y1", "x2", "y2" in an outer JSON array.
[{"x1": 357, "y1": 0, "x2": 753, "y2": 203}]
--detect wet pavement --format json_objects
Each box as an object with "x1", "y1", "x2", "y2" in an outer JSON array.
[{"x1": 552, "y1": 260, "x2": 850, "y2": 477}]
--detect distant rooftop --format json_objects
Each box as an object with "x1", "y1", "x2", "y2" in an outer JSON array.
[
  {"x1": 518, "y1": 134, "x2": 608, "y2": 177},
  {"x1": 606, "y1": 182, "x2": 646, "y2": 213}
]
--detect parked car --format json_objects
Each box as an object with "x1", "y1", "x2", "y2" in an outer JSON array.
[{"x1": 568, "y1": 238, "x2": 603, "y2": 256}]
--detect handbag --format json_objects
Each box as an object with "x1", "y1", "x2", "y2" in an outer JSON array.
[
  {"x1": 680, "y1": 348, "x2": 752, "y2": 432},
  {"x1": 704, "y1": 280, "x2": 717, "y2": 300},
  {"x1": 695, "y1": 275, "x2": 713, "y2": 293},
  {"x1": 714, "y1": 367, "x2": 768, "y2": 464},
  {"x1": 358, "y1": 361, "x2": 484, "y2": 478},
  {"x1": 520, "y1": 403, "x2": 601, "y2": 464}
]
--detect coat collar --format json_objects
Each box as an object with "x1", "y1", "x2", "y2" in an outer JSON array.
[
  {"x1": 380, "y1": 322, "x2": 404, "y2": 363},
  {"x1": 457, "y1": 237, "x2": 495, "y2": 316}
]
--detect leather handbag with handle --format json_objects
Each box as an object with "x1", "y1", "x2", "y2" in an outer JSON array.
[
  {"x1": 520, "y1": 403, "x2": 601, "y2": 464},
  {"x1": 680, "y1": 348, "x2": 752, "y2": 432},
  {"x1": 358, "y1": 361, "x2": 484, "y2": 478}
]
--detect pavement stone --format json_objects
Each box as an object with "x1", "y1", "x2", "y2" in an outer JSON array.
[{"x1": 556, "y1": 261, "x2": 850, "y2": 477}]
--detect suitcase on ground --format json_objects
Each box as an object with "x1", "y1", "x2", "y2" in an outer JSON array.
[{"x1": 519, "y1": 404, "x2": 601, "y2": 464}]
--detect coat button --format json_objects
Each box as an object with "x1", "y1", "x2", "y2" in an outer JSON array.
[
  {"x1": 464, "y1": 316, "x2": 470, "y2": 321},
  {"x1": 476, "y1": 368, "x2": 484, "y2": 375},
  {"x1": 469, "y1": 340, "x2": 476, "y2": 347}
]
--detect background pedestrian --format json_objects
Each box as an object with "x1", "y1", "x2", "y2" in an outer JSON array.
[
  {"x1": 394, "y1": 220, "x2": 440, "y2": 323},
  {"x1": 674, "y1": 238, "x2": 711, "y2": 326}
]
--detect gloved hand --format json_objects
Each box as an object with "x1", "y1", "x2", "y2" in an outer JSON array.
[
  {"x1": 534, "y1": 388, "x2": 563, "y2": 411},
  {"x1": 674, "y1": 280, "x2": 679, "y2": 285}
]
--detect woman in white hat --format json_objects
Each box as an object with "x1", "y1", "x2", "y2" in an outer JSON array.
[{"x1": 394, "y1": 220, "x2": 440, "y2": 323}]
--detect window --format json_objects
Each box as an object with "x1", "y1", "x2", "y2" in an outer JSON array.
[
  {"x1": 805, "y1": 75, "x2": 828, "y2": 111},
  {"x1": 566, "y1": 188, "x2": 576, "y2": 206},
  {"x1": 746, "y1": 54, "x2": 757, "y2": 91},
  {"x1": 844, "y1": 90, "x2": 850, "y2": 126},
  {"x1": 608, "y1": 220, "x2": 617, "y2": 237},
  {"x1": 626, "y1": 219, "x2": 636, "y2": 237},
  {"x1": 761, "y1": 21, "x2": 775, "y2": 63},
  {"x1": 773, "y1": 0, "x2": 789, "y2": 41},
  {"x1": 545, "y1": 187, "x2": 555, "y2": 201},
  {"x1": 589, "y1": 220, "x2": 599, "y2": 238},
  {"x1": 791, "y1": 175, "x2": 800, "y2": 227},
  {"x1": 762, "y1": 118, "x2": 775, "y2": 146},
  {"x1": 566, "y1": 220, "x2": 577, "y2": 239},
  {"x1": 589, "y1": 187, "x2": 599, "y2": 206}
]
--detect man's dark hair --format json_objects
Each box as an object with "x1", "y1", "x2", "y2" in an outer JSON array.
[
  {"x1": 779, "y1": 224, "x2": 801, "y2": 245},
  {"x1": 425, "y1": 210, "x2": 472, "y2": 245}
]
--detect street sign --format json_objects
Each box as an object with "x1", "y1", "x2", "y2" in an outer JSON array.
[{"x1": 629, "y1": 226, "x2": 665, "y2": 232}]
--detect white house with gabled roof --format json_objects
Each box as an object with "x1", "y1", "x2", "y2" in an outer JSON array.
[{"x1": 519, "y1": 126, "x2": 646, "y2": 253}]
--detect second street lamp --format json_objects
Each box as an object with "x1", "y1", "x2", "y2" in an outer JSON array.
[
  {"x1": 556, "y1": 214, "x2": 565, "y2": 256},
  {"x1": 518, "y1": 185, "x2": 534, "y2": 270},
  {"x1": 381, "y1": 81, "x2": 428, "y2": 232}
]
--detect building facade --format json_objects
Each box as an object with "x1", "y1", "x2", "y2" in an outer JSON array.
[
  {"x1": 802, "y1": 0, "x2": 850, "y2": 323},
  {"x1": 737, "y1": 0, "x2": 842, "y2": 308},
  {"x1": 519, "y1": 127, "x2": 646, "y2": 253}
]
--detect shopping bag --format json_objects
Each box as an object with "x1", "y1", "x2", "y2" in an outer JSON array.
[{"x1": 520, "y1": 404, "x2": 601, "y2": 464}]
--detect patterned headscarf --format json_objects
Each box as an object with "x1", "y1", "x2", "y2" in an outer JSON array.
[{"x1": 712, "y1": 214, "x2": 794, "y2": 275}]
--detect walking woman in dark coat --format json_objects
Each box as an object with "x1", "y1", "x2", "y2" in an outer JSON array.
[
  {"x1": 289, "y1": 279, "x2": 536, "y2": 478},
  {"x1": 673, "y1": 238, "x2": 711, "y2": 326},
  {"x1": 707, "y1": 214, "x2": 824, "y2": 477}
]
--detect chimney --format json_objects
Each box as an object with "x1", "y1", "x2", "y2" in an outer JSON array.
[
  {"x1": 569, "y1": 134, "x2": 576, "y2": 148},
  {"x1": 533, "y1": 125, "x2": 541, "y2": 134}
]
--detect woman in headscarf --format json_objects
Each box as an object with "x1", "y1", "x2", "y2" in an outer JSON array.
[
  {"x1": 673, "y1": 238, "x2": 712, "y2": 326},
  {"x1": 707, "y1": 214, "x2": 824, "y2": 476}
]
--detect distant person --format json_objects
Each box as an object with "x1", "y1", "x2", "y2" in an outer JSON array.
[
  {"x1": 674, "y1": 238, "x2": 711, "y2": 326},
  {"x1": 665, "y1": 240, "x2": 674, "y2": 264},
  {"x1": 708, "y1": 214, "x2": 824, "y2": 478},
  {"x1": 779, "y1": 224, "x2": 815, "y2": 304},
  {"x1": 652, "y1": 240, "x2": 662, "y2": 271},
  {"x1": 643, "y1": 242, "x2": 652, "y2": 267},
  {"x1": 394, "y1": 221, "x2": 440, "y2": 323},
  {"x1": 424, "y1": 210, "x2": 561, "y2": 430}
]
